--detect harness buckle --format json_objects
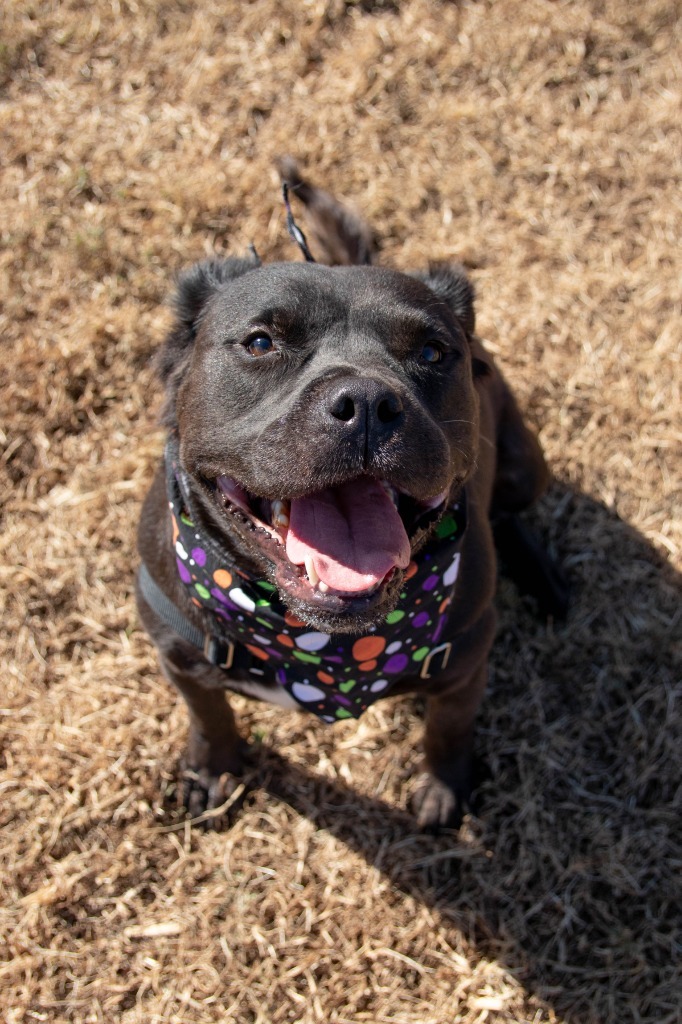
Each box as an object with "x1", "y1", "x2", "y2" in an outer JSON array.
[
  {"x1": 419, "y1": 642, "x2": 453, "y2": 680},
  {"x1": 203, "y1": 634, "x2": 235, "y2": 671}
]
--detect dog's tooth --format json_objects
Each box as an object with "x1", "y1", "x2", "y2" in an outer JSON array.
[
  {"x1": 270, "y1": 499, "x2": 288, "y2": 524},
  {"x1": 318, "y1": 581, "x2": 329, "y2": 593},
  {"x1": 272, "y1": 499, "x2": 290, "y2": 529},
  {"x1": 305, "y1": 556, "x2": 320, "y2": 587},
  {"x1": 380, "y1": 481, "x2": 398, "y2": 506}
]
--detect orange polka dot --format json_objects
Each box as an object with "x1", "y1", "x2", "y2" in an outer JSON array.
[
  {"x1": 191, "y1": 597, "x2": 201, "y2": 607},
  {"x1": 285, "y1": 610, "x2": 307, "y2": 628},
  {"x1": 277, "y1": 633, "x2": 294, "y2": 648},
  {"x1": 439, "y1": 597, "x2": 452, "y2": 614},
  {"x1": 352, "y1": 635, "x2": 386, "y2": 662},
  {"x1": 404, "y1": 560, "x2": 418, "y2": 580},
  {"x1": 317, "y1": 671, "x2": 334, "y2": 685},
  {"x1": 213, "y1": 568, "x2": 232, "y2": 588},
  {"x1": 359, "y1": 659, "x2": 377, "y2": 672},
  {"x1": 245, "y1": 644, "x2": 269, "y2": 661},
  {"x1": 172, "y1": 517, "x2": 179, "y2": 544}
]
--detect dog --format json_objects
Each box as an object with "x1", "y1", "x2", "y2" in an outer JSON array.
[{"x1": 136, "y1": 161, "x2": 566, "y2": 830}]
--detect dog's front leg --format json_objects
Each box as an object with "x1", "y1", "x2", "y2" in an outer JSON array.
[
  {"x1": 159, "y1": 648, "x2": 250, "y2": 825},
  {"x1": 411, "y1": 608, "x2": 495, "y2": 831},
  {"x1": 411, "y1": 662, "x2": 487, "y2": 831}
]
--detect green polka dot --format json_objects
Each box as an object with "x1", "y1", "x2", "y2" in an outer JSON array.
[
  {"x1": 293, "y1": 651, "x2": 321, "y2": 665},
  {"x1": 255, "y1": 617, "x2": 274, "y2": 630},
  {"x1": 335, "y1": 708, "x2": 353, "y2": 719},
  {"x1": 436, "y1": 514, "x2": 457, "y2": 539},
  {"x1": 257, "y1": 581, "x2": 277, "y2": 592},
  {"x1": 385, "y1": 609, "x2": 405, "y2": 624},
  {"x1": 400, "y1": 592, "x2": 407, "y2": 599},
  {"x1": 412, "y1": 646, "x2": 430, "y2": 662},
  {"x1": 255, "y1": 598, "x2": 271, "y2": 608},
  {"x1": 195, "y1": 583, "x2": 210, "y2": 600},
  {"x1": 181, "y1": 513, "x2": 194, "y2": 527},
  {"x1": 340, "y1": 679, "x2": 356, "y2": 693}
]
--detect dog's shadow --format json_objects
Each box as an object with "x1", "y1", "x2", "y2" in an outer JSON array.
[{"x1": 247, "y1": 483, "x2": 680, "y2": 1023}]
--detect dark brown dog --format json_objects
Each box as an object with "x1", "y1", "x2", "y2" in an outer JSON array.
[{"x1": 137, "y1": 164, "x2": 565, "y2": 830}]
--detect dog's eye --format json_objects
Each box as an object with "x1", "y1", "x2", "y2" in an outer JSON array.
[
  {"x1": 420, "y1": 341, "x2": 443, "y2": 364},
  {"x1": 245, "y1": 333, "x2": 275, "y2": 357}
]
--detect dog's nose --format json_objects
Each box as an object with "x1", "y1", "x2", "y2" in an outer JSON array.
[{"x1": 325, "y1": 378, "x2": 404, "y2": 438}]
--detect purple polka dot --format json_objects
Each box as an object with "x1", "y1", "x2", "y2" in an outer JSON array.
[
  {"x1": 334, "y1": 695, "x2": 352, "y2": 706},
  {"x1": 191, "y1": 547, "x2": 207, "y2": 567},
  {"x1": 384, "y1": 653, "x2": 410, "y2": 674},
  {"x1": 210, "y1": 588, "x2": 240, "y2": 612},
  {"x1": 432, "y1": 615, "x2": 447, "y2": 644},
  {"x1": 413, "y1": 611, "x2": 430, "y2": 629},
  {"x1": 177, "y1": 558, "x2": 192, "y2": 584},
  {"x1": 276, "y1": 669, "x2": 286, "y2": 686},
  {"x1": 422, "y1": 573, "x2": 440, "y2": 592}
]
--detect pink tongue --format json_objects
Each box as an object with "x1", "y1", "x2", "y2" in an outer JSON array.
[{"x1": 286, "y1": 478, "x2": 411, "y2": 593}]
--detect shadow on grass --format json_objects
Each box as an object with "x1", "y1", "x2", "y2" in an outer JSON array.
[{"x1": 245, "y1": 483, "x2": 680, "y2": 1024}]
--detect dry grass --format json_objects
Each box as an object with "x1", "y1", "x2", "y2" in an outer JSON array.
[{"x1": 1, "y1": 1, "x2": 680, "y2": 1022}]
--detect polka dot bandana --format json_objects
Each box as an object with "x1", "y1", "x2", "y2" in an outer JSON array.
[{"x1": 168, "y1": 444, "x2": 467, "y2": 723}]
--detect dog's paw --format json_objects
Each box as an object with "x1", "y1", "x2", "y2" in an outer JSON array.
[
  {"x1": 180, "y1": 765, "x2": 247, "y2": 830},
  {"x1": 410, "y1": 771, "x2": 470, "y2": 832}
]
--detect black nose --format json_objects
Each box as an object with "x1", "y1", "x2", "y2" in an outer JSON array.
[{"x1": 325, "y1": 378, "x2": 404, "y2": 440}]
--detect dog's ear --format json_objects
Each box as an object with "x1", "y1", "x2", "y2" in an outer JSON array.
[
  {"x1": 157, "y1": 255, "x2": 259, "y2": 426},
  {"x1": 411, "y1": 264, "x2": 492, "y2": 379},
  {"x1": 411, "y1": 263, "x2": 476, "y2": 336}
]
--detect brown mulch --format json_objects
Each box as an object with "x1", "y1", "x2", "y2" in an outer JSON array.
[{"x1": 1, "y1": 1, "x2": 680, "y2": 1022}]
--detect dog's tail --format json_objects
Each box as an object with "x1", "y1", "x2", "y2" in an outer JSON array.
[{"x1": 275, "y1": 156, "x2": 374, "y2": 266}]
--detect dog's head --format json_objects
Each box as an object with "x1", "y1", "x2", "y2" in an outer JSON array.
[{"x1": 158, "y1": 257, "x2": 486, "y2": 632}]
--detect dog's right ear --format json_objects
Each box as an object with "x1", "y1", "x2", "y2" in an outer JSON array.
[{"x1": 157, "y1": 255, "x2": 259, "y2": 427}]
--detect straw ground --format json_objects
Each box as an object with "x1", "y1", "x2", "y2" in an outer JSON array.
[{"x1": 1, "y1": 1, "x2": 680, "y2": 1022}]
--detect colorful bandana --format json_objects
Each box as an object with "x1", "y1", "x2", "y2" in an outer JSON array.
[{"x1": 168, "y1": 445, "x2": 467, "y2": 722}]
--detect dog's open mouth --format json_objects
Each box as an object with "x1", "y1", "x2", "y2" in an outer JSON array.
[{"x1": 212, "y1": 473, "x2": 448, "y2": 613}]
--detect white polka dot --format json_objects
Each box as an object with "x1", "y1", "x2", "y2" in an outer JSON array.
[
  {"x1": 229, "y1": 588, "x2": 256, "y2": 612},
  {"x1": 253, "y1": 635, "x2": 271, "y2": 645},
  {"x1": 176, "y1": 541, "x2": 188, "y2": 559},
  {"x1": 291, "y1": 682, "x2": 326, "y2": 703},
  {"x1": 386, "y1": 641, "x2": 402, "y2": 655},
  {"x1": 443, "y1": 552, "x2": 461, "y2": 587},
  {"x1": 295, "y1": 632, "x2": 331, "y2": 652},
  {"x1": 370, "y1": 678, "x2": 389, "y2": 693}
]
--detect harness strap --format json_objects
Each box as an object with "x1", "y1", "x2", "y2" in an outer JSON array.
[{"x1": 139, "y1": 563, "x2": 246, "y2": 673}]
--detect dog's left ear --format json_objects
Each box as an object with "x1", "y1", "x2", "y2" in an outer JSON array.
[
  {"x1": 411, "y1": 263, "x2": 491, "y2": 378},
  {"x1": 411, "y1": 263, "x2": 476, "y2": 335}
]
